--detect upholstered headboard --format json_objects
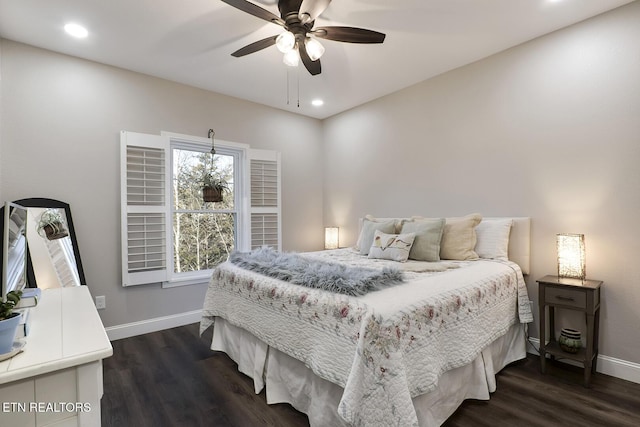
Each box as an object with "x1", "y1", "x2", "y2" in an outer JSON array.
[{"x1": 357, "y1": 216, "x2": 531, "y2": 275}]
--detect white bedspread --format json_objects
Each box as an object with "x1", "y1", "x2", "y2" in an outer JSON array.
[{"x1": 200, "y1": 249, "x2": 532, "y2": 426}]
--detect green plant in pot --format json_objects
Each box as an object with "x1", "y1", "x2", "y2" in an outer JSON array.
[
  {"x1": 0, "y1": 290, "x2": 23, "y2": 354},
  {"x1": 202, "y1": 173, "x2": 229, "y2": 203}
]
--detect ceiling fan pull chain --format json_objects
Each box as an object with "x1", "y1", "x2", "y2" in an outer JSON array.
[
  {"x1": 297, "y1": 65, "x2": 300, "y2": 108},
  {"x1": 286, "y1": 68, "x2": 290, "y2": 105}
]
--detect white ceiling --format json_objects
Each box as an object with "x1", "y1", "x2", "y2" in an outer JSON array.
[{"x1": 0, "y1": 0, "x2": 634, "y2": 119}]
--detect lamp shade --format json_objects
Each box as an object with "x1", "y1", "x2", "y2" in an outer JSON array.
[
  {"x1": 556, "y1": 233, "x2": 586, "y2": 280},
  {"x1": 283, "y1": 48, "x2": 300, "y2": 67},
  {"x1": 276, "y1": 31, "x2": 295, "y2": 53},
  {"x1": 325, "y1": 227, "x2": 339, "y2": 250},
  {"x1": 305, "y1": 37, "x2": 325, "y2": 61}
]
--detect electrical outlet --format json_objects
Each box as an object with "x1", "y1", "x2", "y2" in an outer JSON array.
[{"x1": 95, "y1": 295, "x2": 106, "y2": 310}]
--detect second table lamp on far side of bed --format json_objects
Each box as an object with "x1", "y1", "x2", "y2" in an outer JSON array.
[{"x1": 325, "y1": 227, "x2": 339, "y2": 250}]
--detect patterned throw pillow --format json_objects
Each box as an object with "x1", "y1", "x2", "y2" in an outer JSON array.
[
  {"x1": 357, "y1": 218, "x2": 397, "y2": 255},
  {"x1": 368, "y1": 230, "x2": 416, "y2": 262}
]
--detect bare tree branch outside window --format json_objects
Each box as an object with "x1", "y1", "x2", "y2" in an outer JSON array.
[{"x1": 172, "y1": 149, "x2": 235, "y2": 273}]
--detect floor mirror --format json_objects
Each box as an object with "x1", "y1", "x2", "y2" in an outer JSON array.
[{"x1": 13, "y1": 198, "x2": 86, "y2": 289}]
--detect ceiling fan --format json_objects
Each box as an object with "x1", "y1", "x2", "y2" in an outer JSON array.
[{"x1": 221, "y1": 0, "x2": 386, "y2": 76}]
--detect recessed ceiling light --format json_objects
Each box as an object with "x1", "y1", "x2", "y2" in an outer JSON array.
[
  {"x1": 311, "y1": 99, "x2": 324, "y2": 107},
  {"x1": 64, "y1": 23, "x2": 88, "y2": 39}
]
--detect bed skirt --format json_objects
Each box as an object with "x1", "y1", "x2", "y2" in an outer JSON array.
[{"x1": 210, "y1": 317, "x2": 526, "y2": 427}]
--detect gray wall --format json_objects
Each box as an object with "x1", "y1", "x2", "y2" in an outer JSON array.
[
  {"x1": 323, "y1": 2, "x2": 640, "y2": 364},
  {"x1": 0, "y1": 40, "x2": 324, "y2": 328}
]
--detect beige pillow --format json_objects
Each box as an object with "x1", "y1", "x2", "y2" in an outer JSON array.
[
  {"x1": 440, "y1": 213, "x2": 482, "y2": 260},
  {"x1": 368, "y1": 230, "x2": 416, "y2": 262},
  {"x1": 357, "y1": 218, "x2": 397, "y2": 255},
  {"x1": 401, "y1": 218, "x2": 445, "y2": 262}
]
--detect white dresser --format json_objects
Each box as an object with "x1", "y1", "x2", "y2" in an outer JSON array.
[{"x1": 0, "y1": 286, "x2": 113, "y2": 427}]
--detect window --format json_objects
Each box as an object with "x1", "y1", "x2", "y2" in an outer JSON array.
[
  {"x1": 120, "y1": 131, "x2": 280, "y2": 287},
  {"x1": 171, "y1": 143, "x2": 240, "y2": 281}
]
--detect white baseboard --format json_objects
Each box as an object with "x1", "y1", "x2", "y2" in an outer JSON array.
[
  {"x1": 527, "y1": 337, "x2": 640, "y2": 385},
  {"x1": 105, "y1": 309, "x2": 202, "y2": 341}
]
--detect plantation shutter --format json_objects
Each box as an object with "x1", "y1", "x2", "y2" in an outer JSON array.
[
  {"x1": 248, "y1": 149, "x2": 281, "y2": 250},
  {"x1": 120, "y1": 131, "x2": 170, "y2": 286}
]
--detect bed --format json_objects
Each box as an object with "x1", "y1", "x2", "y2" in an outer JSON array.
[{"x1": 200, "y1": 216, "x2": 533, "y2": 426}]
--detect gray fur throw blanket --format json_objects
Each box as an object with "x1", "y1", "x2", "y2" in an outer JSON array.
[{"x1": 228, "y1": 247, "x2": 404, "y2": 296}]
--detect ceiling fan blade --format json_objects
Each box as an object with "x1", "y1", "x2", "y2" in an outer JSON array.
[
  {"x1": 313, "y1": 26, "x2": 386, "y2": 43},
  {"x1": 231, "y1": 35, "x2": 278, "y2": 57},
  {"x1": 299, "y1": 44, "x2": 321, "y2": 76},
  {"x1": 221, "y1": 0, "x2": 285, "y2": 27},
  {"x1": 298, "y1": 0, "x2": 331, "y2": 24}
]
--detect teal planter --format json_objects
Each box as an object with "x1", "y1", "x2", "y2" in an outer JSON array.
[{"x1": 0, "y1": 313, "x2": 21, "y2": 354}]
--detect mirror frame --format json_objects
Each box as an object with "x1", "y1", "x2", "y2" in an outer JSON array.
[
  {"x1": 0, "y1": 202, "x2": 29, "y2": 298},
  {"x1": 13, "y1": 198, "x2": 86, "y2": 287}
]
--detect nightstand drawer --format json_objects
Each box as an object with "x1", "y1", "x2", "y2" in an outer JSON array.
[{"x1": 545, "y1": 287, "x2": 586, "y2": 309}]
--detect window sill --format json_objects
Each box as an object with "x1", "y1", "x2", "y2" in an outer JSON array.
[{"x1": 162, "y1": 275, "x2": 211, "y2": 289}]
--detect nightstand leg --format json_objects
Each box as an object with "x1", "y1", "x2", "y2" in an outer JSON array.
[
  {"x1": 540, "y1": 303, "x2": 547, "y2": 373},
  {"x1": 592, "y1": 308, "x2": 601, "y2": 374},
  {"x1": 585, "y1": 312, "x2": 595, "y2": 387},
  {"x1": 548, "y1": 306, "x2": 555, "y2": 361}
]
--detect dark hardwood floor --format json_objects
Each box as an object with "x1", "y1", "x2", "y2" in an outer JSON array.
[{"x1": 102, "y1": 324, "x2": 640, "y2": 427}]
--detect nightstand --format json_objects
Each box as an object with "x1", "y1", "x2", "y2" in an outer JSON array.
[{"x1": 537, "y1": 275, "x2": 603, "y2": 387}]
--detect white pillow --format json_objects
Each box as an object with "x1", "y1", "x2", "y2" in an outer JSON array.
[
  {"x1": 368, "y1": 230, "x2": 416, "y2": 262},
  {"x1": 475, "y1": 218, "x2": 513, "y2": 260}
]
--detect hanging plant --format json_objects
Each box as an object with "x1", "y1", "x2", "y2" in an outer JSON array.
[
  {"x1": 202, "y1": 174, "x2": 229, "y2": 203},
  {"x1": 202, "y1": 128, "x2": 228, "y2": 203},
  {"x1": 37, "y1": 209, "x2": 69, "y2": 240}
]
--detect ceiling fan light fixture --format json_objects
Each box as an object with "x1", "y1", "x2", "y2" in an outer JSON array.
[
  {"x1": 276, "y1": 31, "x2": 296, "y2": 53},
  {"x1": 283, "y1": 48, "x2": 300, "y2": 67},
  {"x1": 305, "y1": 37, "x2": 325, "y2": 61},
  {"x1": 299, "y1": 12, "x2": 312, "y2": 25},
  {"x1": 221, "y1": 0, "x2": 386, "y2": 76}
]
